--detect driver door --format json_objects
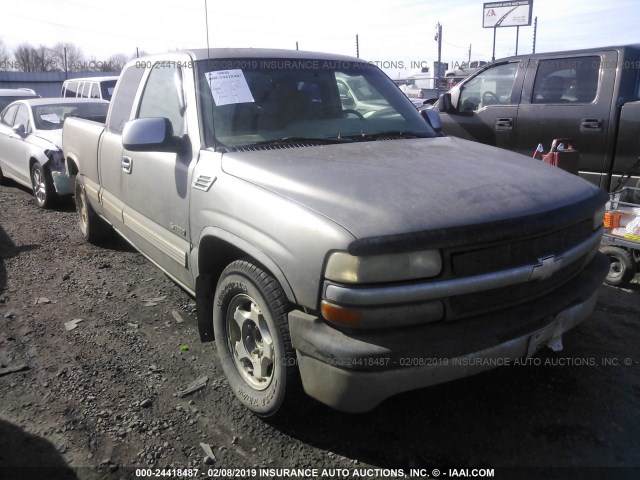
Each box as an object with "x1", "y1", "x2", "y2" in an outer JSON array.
[{"x1": 439, "y1": 61, "x2": 526, "y2": 150}]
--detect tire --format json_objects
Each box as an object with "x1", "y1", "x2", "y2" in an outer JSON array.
[
  {"x1": 75, "y1": 175, "x2": 112, "y2": 243},
  {"x1": 0, "y1": 164, "x2": 4, "y2": 185},
  {"x1": 600, "y1": 246, "x2": 637, "y2": 286},
  {"x1": 31, "y1": 161, "x2": 56, "y2": 208},
  {"x1": 213, "y1": 260, "x2": 298, "y2": 417}
]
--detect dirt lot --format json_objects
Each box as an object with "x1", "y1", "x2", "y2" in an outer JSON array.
[{"x1": 0, "y1": 180, "x2": 639, "y2": 480}]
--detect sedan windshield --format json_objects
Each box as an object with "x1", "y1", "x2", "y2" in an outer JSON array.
[
  {"x1": 196, "y1": 58, "x2": 435, "y2": 150},
  {"x1": 32, "y1": 102, "x2": 109, "y2": 130}
]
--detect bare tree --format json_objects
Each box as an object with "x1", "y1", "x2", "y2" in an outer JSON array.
[
  {"x1": 50, "y1": 42, "x2": 84, "y2": 72},
  {"x1": 104, "y1": 53, "x2": 128, "y2": 72},
  {"x1": 13, "y1": 43, "x2": 55, "y2": 72},
  {"x1": 0, "y1": 39, "x2": 9, "y2": 65}
]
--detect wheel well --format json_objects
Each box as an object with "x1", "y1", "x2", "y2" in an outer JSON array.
[
  {"x1": 198, "y1": 236, "x2": 250, "y2": 287},
  {"x1": 29, "y1": 157, "x2": 38, "y2": 173},
  {"x1": 66, "y1": 157, "x2": 79, "y2": 177}
]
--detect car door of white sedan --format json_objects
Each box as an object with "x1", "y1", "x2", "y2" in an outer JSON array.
[{"x1": 0, "y1": 104, "x2": 33, "y2": 186}]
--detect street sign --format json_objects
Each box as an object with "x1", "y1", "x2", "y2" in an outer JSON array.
[{"x1": 483, "y1": 1, "x2": 533, "y2": 28}]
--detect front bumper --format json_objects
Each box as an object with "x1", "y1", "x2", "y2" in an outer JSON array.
[{"x1": 289, "y1": 253, "x2": 608, "y2": 413}]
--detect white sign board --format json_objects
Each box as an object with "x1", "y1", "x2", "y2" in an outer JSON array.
[
  {"x1": 483, "y1": 1, "x2": 533, "y2": 28},
  {"x1": 205, "y1": 69, "x2": 255, "y2": 106}
]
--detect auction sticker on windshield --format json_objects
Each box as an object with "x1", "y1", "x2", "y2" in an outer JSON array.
[{"x1": 205, "y1": 69, "x2": 255, "y2": 106}]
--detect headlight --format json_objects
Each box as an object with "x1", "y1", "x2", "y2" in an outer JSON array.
[
  {"x1": 594, "y1": 205, "x2": 605, "y2": 230},
  {"x1": 325, "y1": 250, "x2": 442, "y2": 284}
]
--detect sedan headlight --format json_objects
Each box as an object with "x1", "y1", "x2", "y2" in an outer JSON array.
[{"x1": 325, "y1": 250, "x2": 442, "y2": 284}]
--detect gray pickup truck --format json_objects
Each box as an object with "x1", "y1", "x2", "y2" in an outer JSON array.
[
  {"x1": 63, "y1": 48, "x2": 608, "y2": 416},
  {"x1": 437, "y1": 44, "x2": 640, "y2": 191}
]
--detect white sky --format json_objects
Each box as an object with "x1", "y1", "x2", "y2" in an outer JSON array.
[{"x1": 2, "y1": 0, "x2": 639, "y2": 78}]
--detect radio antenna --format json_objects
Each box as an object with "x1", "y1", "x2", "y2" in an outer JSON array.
[
  {"x1": 205, "y1": 0, "x2": 211, "y2": 59},
  {"x1": 203, "y1": 0, "x2": 219, "y2": 151}
]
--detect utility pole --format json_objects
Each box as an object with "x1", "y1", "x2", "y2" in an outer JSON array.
[
  {"x1": 356, "y1": 34, "x2": 359, "y2": 58},
  {"x1": 532, "y1": 16, "x2": 538, "y2": 53},
  {"x1": 296, "y1": 42, "x2": 299, "y2": 51},
  {"x1": 435, "y1": 22, "x2": 442, "y2": 92},
  {"x1": 63, "y1": 47, "x2": 68, "y2": 78},
  {"x1": 468, "y1": 44, "x2": 471, "y2": 63}
]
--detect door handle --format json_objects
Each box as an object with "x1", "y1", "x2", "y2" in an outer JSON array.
[
  {"x1": 122, "y1": 156, "x2": 133, "y2": 174},
  {"x1": 580, "y1": 118, "x2": 602, "y2": 133},
  {"x1": 495, "y1": 117, "x2": 513, "y2": 131}
]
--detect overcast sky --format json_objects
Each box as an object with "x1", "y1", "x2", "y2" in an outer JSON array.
[{"x1": 2, "y1": 0, "x2": 639, "y2": 77}]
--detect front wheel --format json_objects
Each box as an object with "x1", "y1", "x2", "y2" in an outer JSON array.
[
  {"x1": 31, "y1": 161, "x2": 55, "y2": 208},
  {"x1": 600, "y1": 245, "x2": 637, "y2": 286},
  {"x1": 213, "y1": 260, "x2": 298, "y2": 417}
]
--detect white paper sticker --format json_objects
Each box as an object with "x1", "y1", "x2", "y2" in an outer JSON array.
[
  {"x1": 206, "y1": 69, "x2": 255, "y2": 106},
  {"x1": 40, "y1": 114, "x2": 61, "y2": 124}
]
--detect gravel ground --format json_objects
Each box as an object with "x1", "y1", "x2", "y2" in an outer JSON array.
[{"x1": 0, "y1": 180, "x2": 639, "y2": 480}]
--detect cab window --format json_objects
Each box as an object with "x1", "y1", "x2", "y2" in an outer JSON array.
[
  {"x1": 137, "y1": 64, "x2": 185, "y2": 136},
  {"x1": 532, "y1": 56, "x2": 599, "y2": 104},
  {"x1": 458, "y1": 62, "x2": 518, "y2": 111}
]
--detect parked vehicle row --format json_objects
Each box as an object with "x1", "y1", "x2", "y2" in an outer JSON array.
[
  {"x1": 436, "y1": 44, "x2": 640, "y2": 193},
  {"x1": 0, "y1": 97, "x2": 109, "y2": 208},
  {"x1": 60, "y1": 48, "x2": 608, "y2": 417},
  {"x1": 61, "y1": 76, "x2": 119, "y2": 101}
]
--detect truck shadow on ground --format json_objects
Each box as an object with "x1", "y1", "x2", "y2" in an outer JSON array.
[
  {"x1": 0, "y1": 419, "x2": 78, "y2": 480},
  {"x1": 268, "y1": 343, "x2": 639, "y2": 470},
  {"x1": 0, "y1": 223, "x2": 40, "y2": 295}
]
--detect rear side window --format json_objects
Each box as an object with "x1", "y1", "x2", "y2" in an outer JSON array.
[
  {"x1": 532, "y1": 56, "x2": 599, "y2": 104},
  {"x1": 107, "y1": 65, "x2": 145, "y2": 134},
  {"x1": 1, "y1": 104, "x2": 19, "y2": 126},
  {"x1": 63, "y1": 81, "x2": 78, "y2": 97},
  {"x1": 101, "y1": 80, "x2": 117, "y2": 101},
  {"x1": 90, "y1": 83, "x2": 100, "y2": 99}
]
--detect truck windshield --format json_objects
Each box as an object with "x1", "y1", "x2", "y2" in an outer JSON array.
[{"x1": 196, "y1": 58, "x2": 435, "y2": 150}]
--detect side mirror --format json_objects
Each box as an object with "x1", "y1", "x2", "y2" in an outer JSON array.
[
  {"x1": 421, "y1": 108, "x2": 442, "y2": 134},
  {"x1": 122, "y1": 117, "x2": 180, "y2": 153},
  {"x1": 12, "y1": 124, "x2": 27, "y2": 137},
  {"x1": 438, "y1": 93, "x2": 454, "y2": 113}
]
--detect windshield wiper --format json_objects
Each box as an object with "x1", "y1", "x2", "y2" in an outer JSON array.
[
  {"x1": 225, "y1": 136, "x2": 354, "y2": 151},
  {"x1": 343, "y1": 131, "x2": 432, "y2": 141}
]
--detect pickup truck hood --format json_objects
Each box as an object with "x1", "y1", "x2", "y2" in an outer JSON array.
[{"x1": 221, "y1": 136, "x2": 601, "y2": 239}]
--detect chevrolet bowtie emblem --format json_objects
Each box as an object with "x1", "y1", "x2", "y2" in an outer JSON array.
[{"x1": 530, "y1": 255, "x2": 564, "y2": 281}]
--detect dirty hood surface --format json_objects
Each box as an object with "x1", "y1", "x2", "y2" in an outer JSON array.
[{"x1": 221, "y1": 136, "x2": 601, "y2": 239}]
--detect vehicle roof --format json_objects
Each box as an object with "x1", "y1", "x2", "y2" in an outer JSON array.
[
  {"x1": 17, "y1": 98, "x2": 110, "y2": 107},
  {"x1": 144, "y1": 47, "x2": 365, "y2": 63},
  {"x1": 63, "y1": 76, "x2": 119, "y2": 83},
  {"x1": 0, "y1": 88, "x2": 39, "y2": 96},
  {"x1": 494, "y1": 44, "x2": 640, "y2": 63}
]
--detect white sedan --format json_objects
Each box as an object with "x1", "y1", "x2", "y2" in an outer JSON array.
[{"x1": 0, "y1": 98, "x2": 108, "y2": 208}]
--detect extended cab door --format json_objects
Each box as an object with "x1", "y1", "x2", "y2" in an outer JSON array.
[
  {"x1": 119, "y1": 62, "x2": 196, "y2": 288},
  {"x1": 438, "y1": 60, "x2": 526, "y2": 150},
  {"x1": 98, "y1": 65, "x2": 146, "y2": 227},
  {"x1": 514, "y1": 52, "x2": 617, "y2": 187}
]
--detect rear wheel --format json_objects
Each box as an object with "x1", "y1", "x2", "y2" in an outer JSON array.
[
  {"x1": 31, "y1": 161, "x2": 55, "y2": 208},
  {"x1": 600, "y1": 246, "x2": 637, "y2": 286},
  {"x1": 75, "y1": 175, "x2": 112, "y2": 242},
  {"x1": 213, "y1": 260, "x2": 298, "y2": 417}
]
